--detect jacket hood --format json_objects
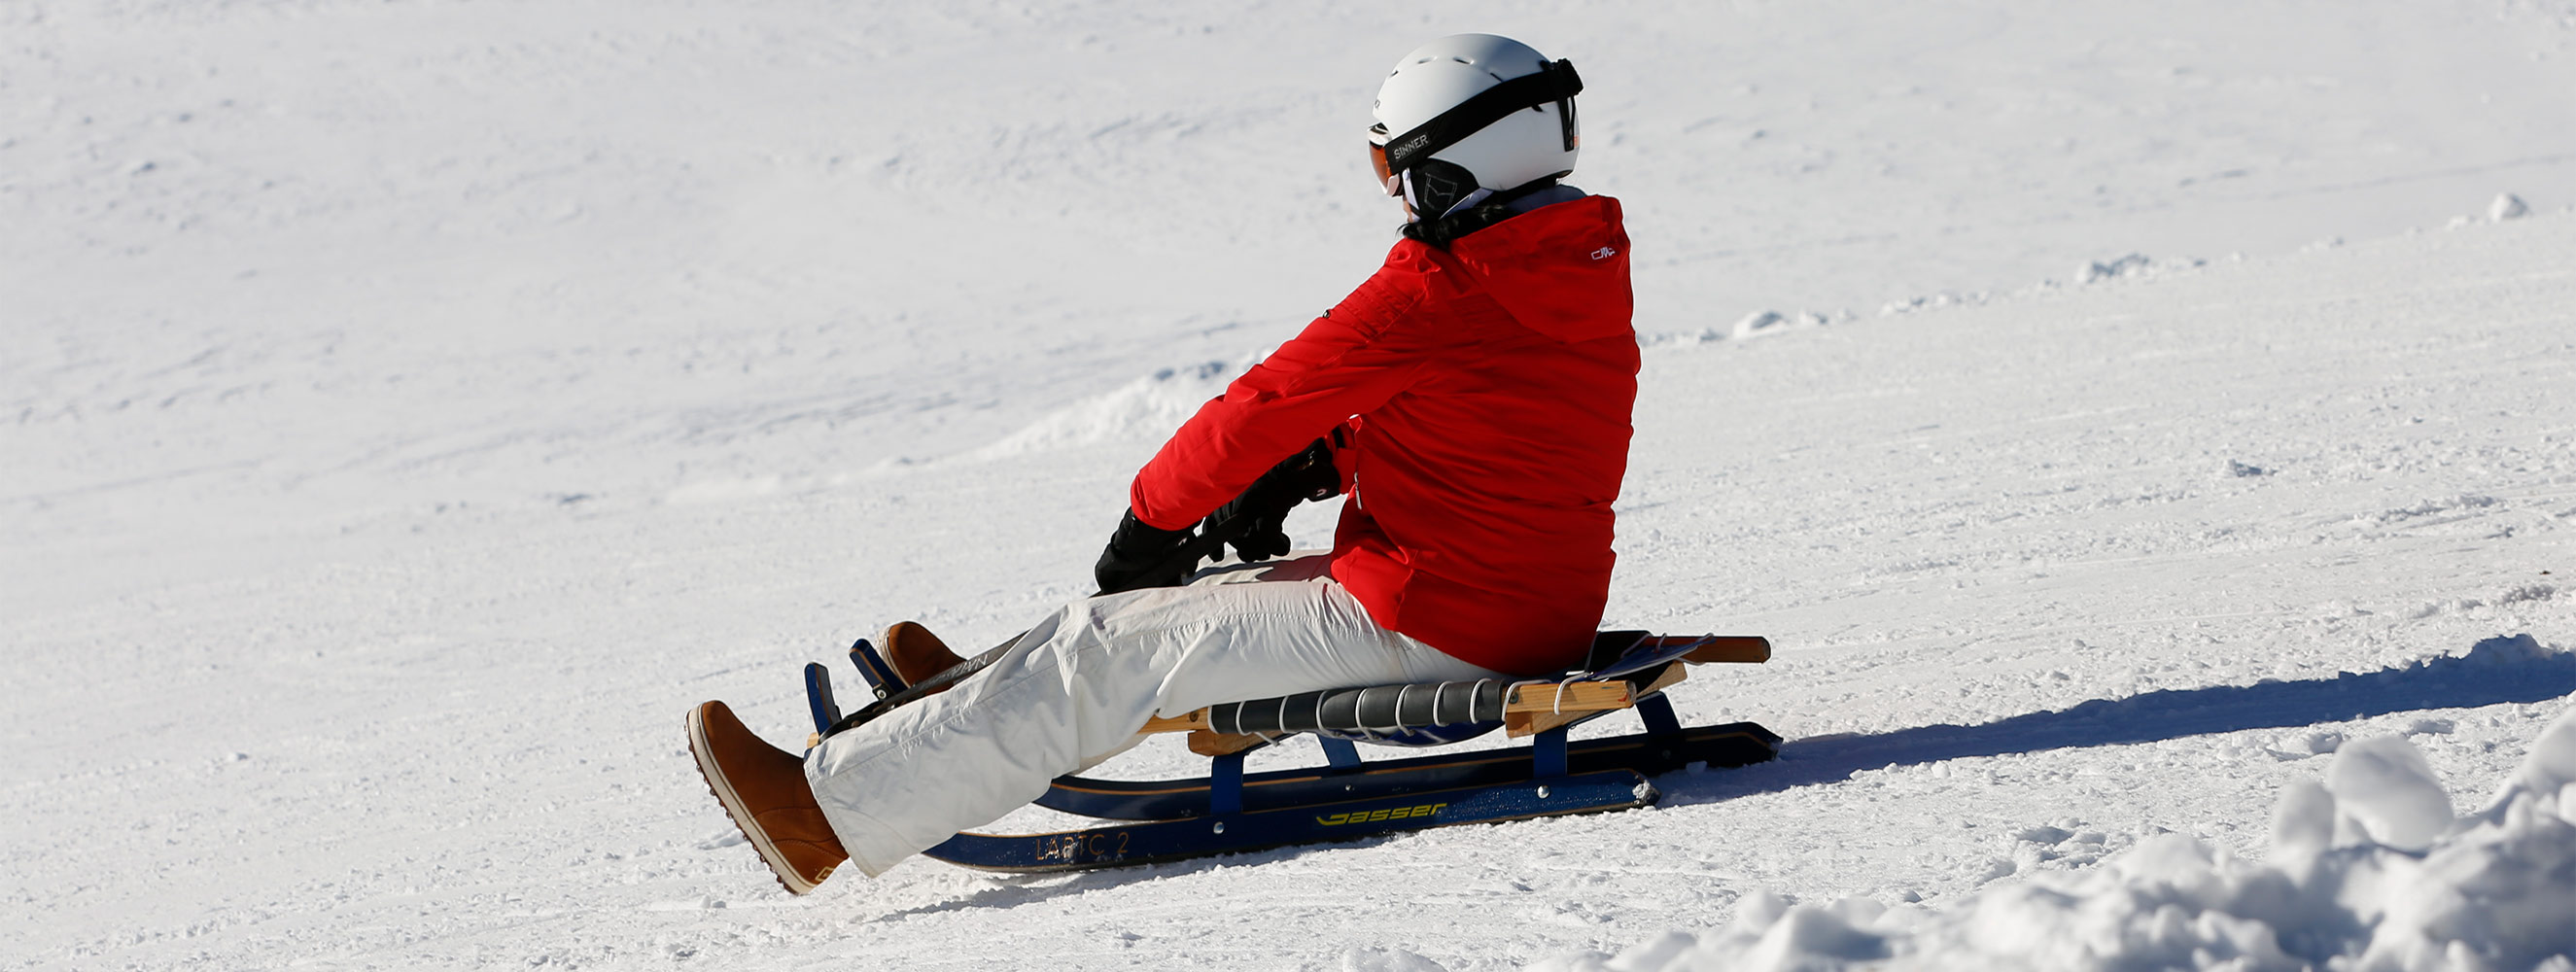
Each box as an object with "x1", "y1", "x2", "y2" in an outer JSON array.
[{"x1": 1442, "y1": 194, "x2": 1633, "y2": 343}]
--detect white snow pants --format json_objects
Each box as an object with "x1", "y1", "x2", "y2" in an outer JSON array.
[{"x1": 803, "y1": 554, "x2": 1510, "y2": 876}]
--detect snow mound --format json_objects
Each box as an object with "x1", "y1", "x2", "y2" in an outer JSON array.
[
  {"x1": 1543, "y1": 705, "x2": 2576, "y2": 972},
  {"x1": 1877, "y1": 252, "x2": 2210, "y2": 319},
  {"x1": 1879, "y1": 291, "x2": 1991, "y2": 317},
  {"x1": 1730, "y1": 310, "x2": 1834, "y2": 339},
  {"x1": 2323, "y1": 736, "x2": 2453, "y2": 851},
  {"x1": 1645, "y1": 310, "x2": 1841, "y2": 347},
  {"x1": 2074, "y1": 253, "x2": 2204, "y2": 285},
  {"x1": 2078, "y1": 253, "x2": 2156, "y2": 283},
  {"x1": 1341, "y1": 946, "x2": 1455, "y2": 972},
  {"x1": 2356, "y1": 494, "x2": 2502, "y2": 530},
  {"x1": 959, "y1": 357, "x2": 1253, "y2": 462}
]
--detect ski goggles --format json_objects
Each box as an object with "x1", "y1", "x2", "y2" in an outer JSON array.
[{"x1": 1368, "y1": 123, "x2": 1398, "y2": 195}]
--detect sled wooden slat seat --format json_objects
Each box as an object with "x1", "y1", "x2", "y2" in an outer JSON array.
[{"x1": 1137, "y1": 633, "x2": 1767, "y2": 752}]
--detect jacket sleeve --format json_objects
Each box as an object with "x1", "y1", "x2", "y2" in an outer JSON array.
[{"x1": 1128, "y1": 264, "x2": 1433, "y2": 530}]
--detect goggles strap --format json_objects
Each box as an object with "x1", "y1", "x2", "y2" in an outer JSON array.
[{"x1": 1378, "y1": 59, "x2": 1583, "y2": 175}]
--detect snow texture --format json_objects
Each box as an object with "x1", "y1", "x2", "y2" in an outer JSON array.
[
  {"x1": 7, "y1": 1, "x2": 2575, "y2": 970},
  {"x1": 1549, "y1": 707, "x2": 2576, "y2": 971}
]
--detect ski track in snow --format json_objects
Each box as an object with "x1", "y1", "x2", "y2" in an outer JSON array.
[{"x1": 6, "y1": 1, "x2": 2576, "y2": 970}]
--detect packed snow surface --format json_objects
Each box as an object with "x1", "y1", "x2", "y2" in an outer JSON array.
[{"x1": 6, "y1": 1, "x2": 2575, "y2": 970}]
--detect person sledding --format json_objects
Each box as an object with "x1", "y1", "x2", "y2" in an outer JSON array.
[{"x1": 688, "y1": 33, "x2": 1641, "y2": 893}]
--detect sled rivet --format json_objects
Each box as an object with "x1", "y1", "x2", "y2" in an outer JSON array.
[
  {"x1": 1536, "y1": 785, "x2": 1551, "y2": 799},
  {"x1": 1212, "y1": 821, "x2": 1226, "y2": 834}
]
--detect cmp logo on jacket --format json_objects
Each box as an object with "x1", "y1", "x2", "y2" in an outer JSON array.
[
  {"x1": 1316, "y1": 802, "x2": 1447, "y2": 826},
  {"x1": 1590, "y1": 246, "x2": 1618, "y2": 260}
]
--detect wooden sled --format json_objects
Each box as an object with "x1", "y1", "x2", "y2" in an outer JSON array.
[{"x1": 800, "y1": 630, "x2": 1778, "y2": 873}]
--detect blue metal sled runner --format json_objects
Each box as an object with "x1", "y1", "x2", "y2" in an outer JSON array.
[{"x1": 800, "y1": 631, "x2": 1779, "y2": 873}]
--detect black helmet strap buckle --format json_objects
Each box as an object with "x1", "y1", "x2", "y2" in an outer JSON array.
[{"x1": 1378, "y1": 58, "x2": 1583, "y2": 176}]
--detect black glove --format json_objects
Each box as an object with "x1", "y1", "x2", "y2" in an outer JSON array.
[
  {"x1": 1202, "y1": 437, "x2": 1343, "y2": 564},
  {"x1": 1093, "y1": 510, "x2": 1197, "y2": 594}
]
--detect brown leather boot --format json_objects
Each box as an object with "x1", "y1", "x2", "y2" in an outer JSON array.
[
  {"x1": 882, "y1": 620, "x2": 965, "y2": 686},
  {"x1": 685, "y1": 701, "x2": 850, "y2": 894}
]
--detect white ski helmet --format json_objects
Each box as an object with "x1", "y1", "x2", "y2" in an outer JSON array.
[{"x1": 1370, "y1": 34, "x2": 1583, "y2": 220}]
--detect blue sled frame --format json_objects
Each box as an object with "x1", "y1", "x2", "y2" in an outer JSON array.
[{"x1": 800, "y1": 632, "x2": 1780, "y2": 873}]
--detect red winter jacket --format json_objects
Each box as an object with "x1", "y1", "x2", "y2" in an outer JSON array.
[{"x1": 1129, "y1": 195, "x2": 1638, "y2": 676}]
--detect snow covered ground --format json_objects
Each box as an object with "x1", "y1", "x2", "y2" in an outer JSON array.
[{"x1": 5, "y1": 1, "x2": 2574, "y2": 969}]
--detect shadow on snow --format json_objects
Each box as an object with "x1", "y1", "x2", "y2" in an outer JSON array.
[{"x1": 1658, "y1": 633, "x2": 2576, "y2": 807}]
